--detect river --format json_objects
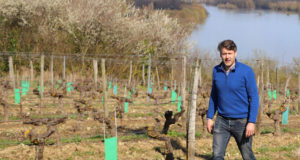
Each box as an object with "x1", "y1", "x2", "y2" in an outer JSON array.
[{"x1": 189, "y1": 5, "x2": 300, "y2": 65}]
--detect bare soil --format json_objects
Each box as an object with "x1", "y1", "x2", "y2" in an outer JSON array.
[{"x1": 0, "y1": 88, "x2": 299, "y2": 160}]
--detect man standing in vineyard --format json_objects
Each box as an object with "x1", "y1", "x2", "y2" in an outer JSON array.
[{"x1": 206, "y1": 40, "x2": 259, "y2": 160}]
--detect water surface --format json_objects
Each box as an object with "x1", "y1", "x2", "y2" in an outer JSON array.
[{"x1": 189, "y1": 5, "x2": 300, "y2": 64}]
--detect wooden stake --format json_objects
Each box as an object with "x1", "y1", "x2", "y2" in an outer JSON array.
[
  {"x1": 40, "y1": 55, "x2": 44, "y2": 113},
  {"x1": 199, "y1": 63, "x2": 202, "y2": 87},
  {"x1": 0, "y1": 98, "x2": 9, "y2": 122},
  {"x1": 155, "y1": 66, "x2": 160, "y2": 90},
  {"x1": 30, "y1": 60, "x2": 34, "y2": 84},
  {"x1": 276, "y1": 67, "x2": 279, "y2": 95},
  {"x1": 298, "y1": 64, "x2": 300, "y2": 113},
  {"x1": 9, "y1": 56, "x2": 15, "y2": 91},
  {"x1": 63, "y1": 56, "x2": 66, "y2": 82},
  {"x1": 102, "y1": 59, "x2": 108, "y2": 118},
  {"x1": 128, "y1": 61, "x2": 132, "y2": 86},
  {"x1": 147, "y1": 54, "x2": 151, "y2": 102},
  {"x1": 142, "y1": 64, "x2": 145, "y2": 86},
  {"x1": 63, "y1": 56, "x2": 66, "y2": 95},
  {"x1": 284, "y1": 76, "x2": 291, "y2": 99},
  {"x1": 171, "y1": 58, "x2": 174, "y2": 90},
  {"x1": 266, "y1": 64, "x2": 270, "y2": 89},
  {"x1": 256, "y1": 60, "x2": 264, "y2": 135},
  {"x1": 187, "y1": 59, "x2": 200, "y2": 160},
  {"x1": 182, "y1": 56, "x2": 187, "y2": 112},
  {"x1": 93, "y1": 59, "x2": 98, "y2": 91},
  {"x1": 51, "y1": 55, "x2": 54, "y2": 92}
]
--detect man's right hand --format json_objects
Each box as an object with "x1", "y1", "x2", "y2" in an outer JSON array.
[{"x1": 206, "y1": 119, "x2": 214, "y2": 134}]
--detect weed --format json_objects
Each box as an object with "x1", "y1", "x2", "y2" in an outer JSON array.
[
  {"x1": 87, "y1": 135, "x2": 104, "y2": 142},
  {"x1": 0, "y1": 139, "x2": 19, "y2": 149},
  {"x1": 289, "y1": 110, "x2": 298, "y2": 115},
  {"x1": 167, "y1": 130, "x2": 185, "y2": 138},
  {"x1": 260, "y1": 127, "x2": 273, "y2": 134},
  {"x1": 195, "y1": 132, "x2": 202, "y2": 138},
  {"x1": 68, "y1": 114, "x2": 78, "y2": 119},
  {"x1": 129, "y1": 146, "x2": 144, "y2": 153},
  {"x1": 62, "y1": 135, "x2": 82, "y2": 144},
  {"x1": 281, "y1": 127, "x2": 300, "y2": 133},
  {"x1": 9, "y1": 116, "x2": 21, "y2": 121},
  {"x1": 127, "y1": 112, "x2": 156, "y2": 118},
  {"x1": 258, "y1": 143, "x2": 300, "y2": 154},
  {"x1": 120, "y1": 134, "x2": 148, "y2": 141}
]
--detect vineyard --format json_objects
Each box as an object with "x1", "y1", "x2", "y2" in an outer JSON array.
[{"x1": 0, "y1": 53, "x2": 300, "y2": 160}]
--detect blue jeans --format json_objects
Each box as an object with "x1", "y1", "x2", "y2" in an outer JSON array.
[{"x1": 212, "y1": 115, "x2": 256, "y2": 160}]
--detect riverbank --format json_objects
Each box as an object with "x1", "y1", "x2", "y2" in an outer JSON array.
[
  {"x1": 204, "y1": 0, "x2": 300, "y2": 14},
  {"x1": 165, "y1": 3, "x2": 208, "y2": 32}
]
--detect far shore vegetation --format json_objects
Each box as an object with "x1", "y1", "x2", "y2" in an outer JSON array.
[
  {"x1": 132, "y1": 1, "x2": 208, "y2": 32},
  {"x1": 204, "y1": 0, "x2": 300, "y2": 14},
  {"x1": 165, "y1": 3, "x2": 208, "y2": 32}
]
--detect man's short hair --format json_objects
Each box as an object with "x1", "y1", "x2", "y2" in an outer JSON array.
[{"x1": 218, "y1": 40, "x2": 237, "y2": 52}]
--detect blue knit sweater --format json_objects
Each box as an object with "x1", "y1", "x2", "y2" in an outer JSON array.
[{"x1": 207, "y1": 60, "x2": 259, "y2": 123}]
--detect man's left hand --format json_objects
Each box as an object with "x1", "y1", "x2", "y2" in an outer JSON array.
[{"x1": 245, "y1": 122, "x2": 255, "y2": 138}]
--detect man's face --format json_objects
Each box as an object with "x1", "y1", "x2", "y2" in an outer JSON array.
[{"x1": 220, "y1": 48, "x2": 237, "y2": 69}]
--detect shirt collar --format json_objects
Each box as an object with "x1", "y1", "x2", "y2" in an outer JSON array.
[
  {"x1": 218, "y1": 59, "x2": 238, "y2": 72},
  {"x1": 221, "y1": 64, "x2": 235, "y2": 72}
]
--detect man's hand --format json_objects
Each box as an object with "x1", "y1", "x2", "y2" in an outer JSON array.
[
  {"x1": 245, "y1": 122, "x2": 255, "y2": 138},
  {"x1": 206, "y1": 119, "x2": 214, "y2": 134}
]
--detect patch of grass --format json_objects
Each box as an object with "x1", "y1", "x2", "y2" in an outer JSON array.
[
  {"x1": 166, "y1": 130, "x2": 204, "y2": 139},
  {"x1": 148, "y1": 112, "x2": 155, "y2": 117},
  {"x1": 167, "y1": 130, "x2": 185, "y2": 138},
  {"x1": 22, "y1": 139, "x2": 32, "y2": 145},
  {"x1": 0, "y1": 115, "x2": 22, "y2": 121},
  {"x1": 82, "y1": 151, "x2": 96, "y2": 156},
  {"x1": 86, "y1": 135, "x2": 104, "y2": 142},
  {"x1": 65, "y1": 157, "x2": 73, "y2": 160},
  {"x1": 257, "y1": 157, "x2": 271, "y2": 160},
  {"x1": 195, "y1": 132, "x2": 202, "y2": 138},
  {"x1": 258, "y1": 143, "x2": 300, "y2": 154},
  {"x1": 45, "y1": 139, "x2": 55, "y2": 145},
  {"x1": 281, "y1": 127, "x2": 300, "y2": 133},
  {"x1": 61, "y1": 135, "x2": 82, "y2": 144},
  {"x1": 127, "y1": 112, "x2": 156, "y2": 118},
  {"x1": 68, "y1": 114, "x2": 78, "y2": 119},
  {"x1": 289, "y1": 110, "x2": 298, "y2": 115},
  {"x1": 154, "y1": 155, "x2": 163, "y2": 160},
  {"x1": 258, "y1": 146, "x2": 270, "y2": 154},
  {"x1": 9, "y1": 115, "x2": 22, "y2": 121},
  {"x1": 127, "y1": 113, "x2": 144, "y2": 118},
  {"x1": 129, "y1": 146, "x2": 145, "y2": 153},
  {"x1": 284, "y1": 152, "x2": 292, "y2": 158},
  {"x1": 120, "y1": 133, "x2": 149, "y2": 141},
  {"x1": 0, "y1": 139, "x2": 33, "y2": 149},
  {"x1": 0, "y1": 139, "x2": 19, "y2": 149},
  {"x1": 8, "y1": 96, "x2": 14, "y2": 100},
  {"x1": 44, "y1": 103, "x2": 57, "y2": 107},
  {"x1": 73, "y1": 151, "x2": 96, "y2": 157},
  {"x1": 260, "y1": 127, "x2": 274, "y2": 134},
  {"x1": 9, "y1": 104, "x2": 22, "y2": 108}
]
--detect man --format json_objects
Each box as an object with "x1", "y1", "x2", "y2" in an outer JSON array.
[{"x1": 206, "y1": 40, "x2": 259, "y2": 160}]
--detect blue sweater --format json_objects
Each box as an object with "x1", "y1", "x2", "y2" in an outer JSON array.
[{"x1": 207, "y1": 60, "x2": 259, "y2": 123}]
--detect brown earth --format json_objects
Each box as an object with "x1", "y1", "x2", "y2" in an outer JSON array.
[{"x1": 0, "y1": 87, "x2": 299, "y2": 160}]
